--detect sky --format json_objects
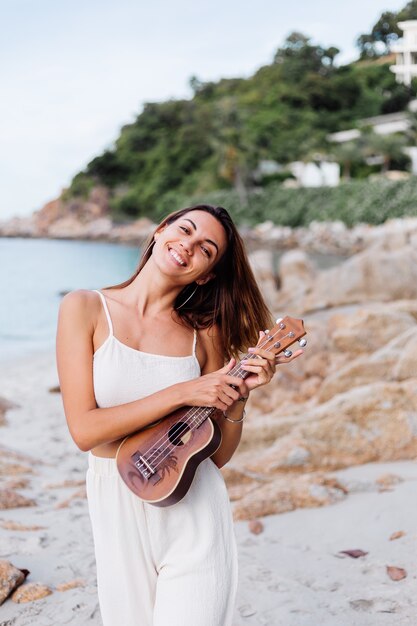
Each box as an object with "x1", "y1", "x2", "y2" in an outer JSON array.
[{"x1": 0, "y1": 0, "x2": 409, "y2": 219}]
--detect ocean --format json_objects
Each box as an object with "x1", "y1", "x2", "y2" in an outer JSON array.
[{"x1": 1, "y1": 238, "x2": 140, "y2": 361}]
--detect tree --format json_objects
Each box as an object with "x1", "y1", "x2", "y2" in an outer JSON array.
[
  {"x1": 356, "y1": 1, "x2": 417, "y2": 59},
  {"x1": 330, "y1": 141, "x2": 362, "y2": 180},
  {"x1": 274, "y1": 32, "x2": 339, "y2": 80},
  {"x1": 360, "y1": 130, "x2": 408, "y2": 172}
]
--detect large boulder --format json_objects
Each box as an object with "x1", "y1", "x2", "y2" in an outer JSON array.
[
  {"x1": 240, "y1": 380, "x2": 417, "y2": 474},
  {"x1": 281, "y1": 245, "x2": 417, "y2": 313},
  {"x1": 319, "y1": 326, "x2": 417, "y2": 402}
]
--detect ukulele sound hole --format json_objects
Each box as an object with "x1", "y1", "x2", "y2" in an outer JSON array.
[{"x1": 168, "y1": 422, "x2": 191, "y2": 446}]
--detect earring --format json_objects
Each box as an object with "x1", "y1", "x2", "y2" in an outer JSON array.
[{"x1": 177, "y1": 284, "x2": 199, "y2": 309}]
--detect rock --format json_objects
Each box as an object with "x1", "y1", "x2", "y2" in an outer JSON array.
[
  {"x1": 0, "y1": 396, "x2": 17, "y2": 426},
  {"x1": 44, "y1": 479, "x2": 85, "y2": 489},
  {"x1": 241, "y1": 380, "x2": 417, "y2": 475},
  {"x1": 328, "y1": 307, "x2": 416, "y2": 354},
  {"x1": 110, "y1": 217, "x2": 155, "y2": 244},
  {"x1": 0, "y1": 461, "x2": 33, "y2": 477},
  {"x1": 0, "y1": 520, "x2": 45, "y2": 531},
  {"x1": 389, "y1": 531, "x2": 406, "y2": 541},
  {"x1": 3, "y1": 478, "x2": 30, "y2": 489},
  {"x1": 11, "y1": 582, "x2": 52, "y2": 603},
  {"x1": 56, "y1": 579, "x2": 85, "y2": 592},
  {"x1": 376, "y1": 474, "x2": 403, "y2": 489},
  {"x1": 233, "y1": 472, "x2": 347, "y2": 520},
  {"x1": 0, "y1": 560, "x2": 28, "y2": 605},
  {"x1": 248, "y1": 519, "x2": 264, "y2": 534},
  {"x1": 249, "y1": 250, "x2": 277, "y2": 309},
  {"x1": 0, "y1": 489, "x2": 36, "y2": 510},
  {"x1": 287, "y1": 245, "x2": 417, "y2": 313},
  {"x1": 318, "y1": 327, "x2": 417, "y2": 402},
  {"x1": 278, "y1": 249, "x2": 316, "y2": 295},
  {"x1": 47, "y1": 216, "x2": 88, "y2": 239}
]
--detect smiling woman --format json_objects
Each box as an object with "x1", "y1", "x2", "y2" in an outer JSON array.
[{"x1": 56, "y1": 203, "x2": 302, "y2": 626}]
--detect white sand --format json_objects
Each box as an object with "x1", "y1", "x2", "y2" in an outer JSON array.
[{"x1": 1, "y1": 352, "x2": 416, "y2": 626}]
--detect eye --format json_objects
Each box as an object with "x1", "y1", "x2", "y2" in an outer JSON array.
[
  {"x1": 179, "y1": 225, "x2": 190, "y2": 234},
  {"x1": 201, "y1": 246, "x2": 211, "y2": 258}
]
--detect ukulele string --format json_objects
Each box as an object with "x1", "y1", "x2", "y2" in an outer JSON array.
[
  {"x1": 144, "y1": 328, "x2": 292, "y2": 472},
  {"x1": 147, "y1": 329, "x2": 294, "y2": 472},
  {"x1": 144, "y1": 329, "x2": 294, "y2": 472}
]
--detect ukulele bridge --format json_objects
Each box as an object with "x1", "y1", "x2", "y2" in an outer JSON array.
[{"x1": 132, "y1": 451, "x2": 161, "y2": 484}]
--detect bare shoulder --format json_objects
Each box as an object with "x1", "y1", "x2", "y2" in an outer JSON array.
[{"x1": 58, "y1": 289, "x2": 101, "y2": 331}]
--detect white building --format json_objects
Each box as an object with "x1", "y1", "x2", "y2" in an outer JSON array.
[
  {"x1": 390, "y1": 20, "x2": 417, "y2": 85},
  {"x1": 289, "y1": 161, "x2": 340, "y2": 187}
]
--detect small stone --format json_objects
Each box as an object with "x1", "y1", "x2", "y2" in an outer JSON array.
[
  {"x1": 56, "y1": 578, "x2": 85, "y2": 592},
  {"x1": 389, "y1": 530, "x2": 406, "y2": 541},
  {"x1": 11, "y1": 581, "x2": 52, "y2": 603},
  {"x1": 248, "y1": 519, "x2": 264, "y2": 535},
  {"x1": 376, "y1": 474, "x2": 403, "y2": 489},
  {"x1": 4, "y1": 478, "x2": 30, "y2": 490},
  {"x1": 0, "y1": 520, "x2": 45, "y2": 531},
  {"x1": 0, "y1": 489, "x2": 36, "y2": 510},
  {"x1": 44, "y1": 479, "x2": 85, "y2": 489},
  {"x1": 386, "y1": 565, "x2": 407, "y2": 581}
]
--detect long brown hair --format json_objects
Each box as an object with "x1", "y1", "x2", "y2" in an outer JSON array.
[{"x1": 107, "y1": 204, "x2": 273, "y2": 359}]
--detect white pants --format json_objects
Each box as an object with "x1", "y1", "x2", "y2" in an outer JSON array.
[{"x1": 86, "y1": 452, "x2": 238, "y2": 626}]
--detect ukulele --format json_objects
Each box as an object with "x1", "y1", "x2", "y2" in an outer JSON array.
[{"x1": 116, "y1": 316, "x2": 306, "y2": 507}]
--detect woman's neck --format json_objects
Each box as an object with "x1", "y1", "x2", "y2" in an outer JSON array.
[{"x1": 122, "y1": 259, "x2": 183, "y2": 318}]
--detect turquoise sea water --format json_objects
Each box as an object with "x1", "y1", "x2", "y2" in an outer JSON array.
[
  {"x1": 1, "y1": 237, "x2": 345, "y2": 362},
  {"x1": 1, "y1": 238, "x2": 140, "y2": 361}
]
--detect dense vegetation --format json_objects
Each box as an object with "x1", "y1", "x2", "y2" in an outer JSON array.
[
  {"x1": 66, "y1": 2, "x2": 417, "y2": 225},
  {"x1": 189, "y1": 177, "x2": 417, "y2": 227}
]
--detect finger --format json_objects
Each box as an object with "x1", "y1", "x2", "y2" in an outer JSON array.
[
  {"x1": 224, "y1": 375, "x2": 248, "y2": 388},
  {"x1": 241, "y1": 357, "x2": 273, "y2": 373},
  {"x1": 220, "y1": 358, "x2": 236, "y2": 373},
  {"x1": 218, "y1": 389, "x2": 237, "y2": 407},
  {"x1": 247, "y1": 346, "x2": 276, "y2": 362}
]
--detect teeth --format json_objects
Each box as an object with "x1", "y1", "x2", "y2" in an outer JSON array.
[{"x1": 169, "y1": 249, "x2": 186, "y2": 266}]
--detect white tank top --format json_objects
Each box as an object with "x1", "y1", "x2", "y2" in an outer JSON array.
[{"x1": 92, "y1": 290, "x2": 201, "y2": 408}]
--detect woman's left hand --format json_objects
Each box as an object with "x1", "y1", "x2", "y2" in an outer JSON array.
[{"x1": 241, "y1": 331, "x2": 303, "y2": 392}]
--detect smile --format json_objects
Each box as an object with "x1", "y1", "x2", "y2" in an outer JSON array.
[{"x1": 168, "y1": 248, "x2": 187, "y2": 266}]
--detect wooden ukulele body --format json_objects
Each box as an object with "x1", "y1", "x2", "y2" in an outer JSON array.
[{"x1": 116, "y1": 407, "x2": 223, "y2": 507}]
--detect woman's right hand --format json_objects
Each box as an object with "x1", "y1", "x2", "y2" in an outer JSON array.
[{"x1": 179, "y1": 358, "x2": 249, "y2": 412}]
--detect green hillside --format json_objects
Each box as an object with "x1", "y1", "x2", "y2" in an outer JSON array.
[{"x1": 67, "y1": 19, "x2": 417, "y2": 224}]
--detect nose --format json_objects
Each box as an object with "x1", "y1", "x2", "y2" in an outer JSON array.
[{"x1": 180, "y1": 238, "x2": 193, "y2": 255}]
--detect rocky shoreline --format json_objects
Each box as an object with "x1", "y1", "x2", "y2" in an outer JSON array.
[{"x1": 3, "y1": 186, "x2": 417, "y2": 256}]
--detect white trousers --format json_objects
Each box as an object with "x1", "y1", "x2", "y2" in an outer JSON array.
[{"x1": 86, "y1": 452, "x2": 238, "y2": 626}]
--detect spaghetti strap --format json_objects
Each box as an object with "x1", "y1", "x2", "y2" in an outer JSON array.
[
  {"x1": 93, "y1": 290, "x2": 114, "y2": 336},
  {"x1": 192, "y1": 328, "x2": 197, "y2": 356}
]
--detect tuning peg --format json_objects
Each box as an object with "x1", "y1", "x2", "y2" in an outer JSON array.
[
  {"x1": 275, "y1": 317, "x2": 283, "y2": 324},
  {"x1": 284, "y1": 349, "x2": 292, "y2": 357},
  {"x1": 298, "y1": 338, "x2": 307, "y2": 347},
  {"x1": 264, "y1": 329, "x2": 269, "y2": 334}
]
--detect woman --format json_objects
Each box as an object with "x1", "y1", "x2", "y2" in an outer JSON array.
[{"x1": 56, "y1": 204, "x2": 302, "y2": 626}]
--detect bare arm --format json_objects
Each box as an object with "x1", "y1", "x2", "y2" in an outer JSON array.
[
  {"x1": 56, "y1": 291, "x2": 195, "y2": 451},
  {"x1": 198, "y1": 326, "x2": 247, "y2": 469},
  {"x1": 56, "y1": 291, "x2": 247, "y2": 452}
]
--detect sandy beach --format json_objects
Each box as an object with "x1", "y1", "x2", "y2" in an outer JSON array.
[{"x1": 0, "y1": 350, "x2": 416, "y2": 626}]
